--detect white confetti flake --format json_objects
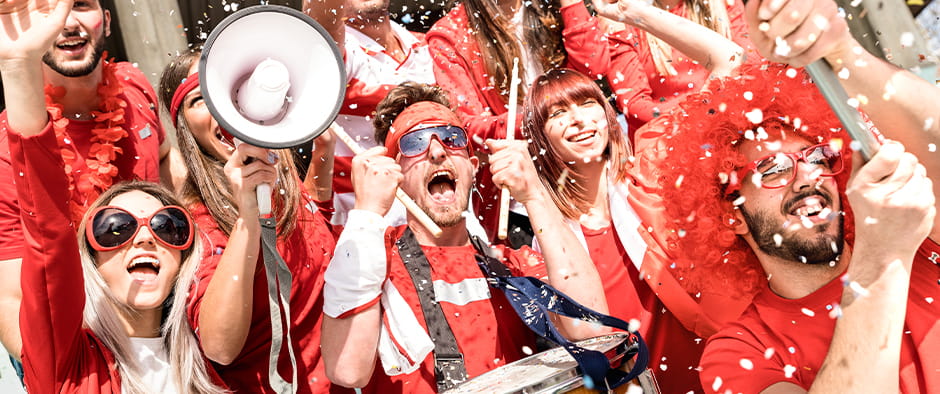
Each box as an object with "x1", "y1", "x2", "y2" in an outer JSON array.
[
  {"x1": 926, "y1": 297, "x2": 934, "y2": 304},
  {"x1": 774, "y1": 37, "x2": 791, "y2": 57},
  {"x1": 900, "y1": 32, "x2": 915, "y2": 47},
  {"x1": 522, "y1": 346, "x2": 533, "y2": 355},
  {"x1": 801, "y1": 308, "x2": 815, "y2": 317},
  {"x1": 739, "y1": 358, "x2": 754, "y2": 370},
  {"x1": 712, "y1": 376, "x2": 723, "y2": 391},
  {"x1": 783, "y1": 364, "x2": 797, "y2": 378},
  {"x1": 864, "y1": 216, "x2": 878, "y2": 225},
  {"x1": 764, "y1": 347, "x2": 775, "y2": 359},
  {"x1": 626, "y1": 384, "x2": 644, "y2": 394},
  {"x1": 929, "y1": 144, "x2": 937, "y2": 152},
  {"x1": 743, "y1": 91, "x2": 754, "y2": 101},
  {"x1": 745, "y1": 109, "x2": 764, "y2": 124},
  {"x1": 773, "y1": 233, "x2": 783, "y2": 247},
  {"x1": 628, "y1": 318, "x2": 642, "y2": 333},
  {"x1": 838, "y1": 67, "x2": 850, "y2": 80},
  {"x1": 785, "y1": 68, "x2": 798, "y2": 78},
  {"x1": 828, "y1": 304, "x2": 842, "y2": 318}
]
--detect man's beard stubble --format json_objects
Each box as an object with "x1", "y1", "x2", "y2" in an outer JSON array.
[
  {"x1": 739, "y1": 200, "x2": 845, "y2": 265},
  {"x1": 42, "y1": 31, "x2": 106, "y2": 78}
]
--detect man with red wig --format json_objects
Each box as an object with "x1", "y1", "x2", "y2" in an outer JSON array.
[
  {"x1": 316, "y1": 82, "x2": 610, "y2": 392},
  {"x1": 648, "y1": 61, "x2": 939, "y2": 394}
]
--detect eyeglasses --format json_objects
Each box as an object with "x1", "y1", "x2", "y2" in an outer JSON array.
[
  {"x1": 398, "y1": 125, "x2": 469, "y2": 157},
  {"x1": 727, "y1": 143, "x2": 844, "y2": 194},
  {"x1": 86, "y1": 206, "x2": 194, "y2": 251}
]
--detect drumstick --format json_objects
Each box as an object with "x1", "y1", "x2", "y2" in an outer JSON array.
[
  {"x1": 331, "y1": 122, "x2": 444, "y2": 238},
  {"x1": 497, "y1": 58, "x2": 520, "y2": 240}
]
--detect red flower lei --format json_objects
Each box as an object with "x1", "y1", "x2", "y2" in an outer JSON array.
[{"x1": 44, "y1": 57, "x2": 128, "y2": 222}]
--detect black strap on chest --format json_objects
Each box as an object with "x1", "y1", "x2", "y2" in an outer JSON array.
[{"x1": 396, "y1": 228, "x2": 468, "y2": 391}]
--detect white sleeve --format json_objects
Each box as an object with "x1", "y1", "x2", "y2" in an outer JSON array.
[{"x1": 323, "y1": 209, "x2": 389, "y2": 318}]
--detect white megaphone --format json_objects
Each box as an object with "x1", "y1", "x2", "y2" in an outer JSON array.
[{"x1": 199, "y1": 5, "x2": 346, "y2": 215}]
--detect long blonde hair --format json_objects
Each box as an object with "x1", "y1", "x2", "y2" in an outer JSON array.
[
  {"x1": 77, "y1": 181, "x2": 227, "y2": 394},
  {"x1": 648, "y1": 0, "x2": 732, "y2": 75}
]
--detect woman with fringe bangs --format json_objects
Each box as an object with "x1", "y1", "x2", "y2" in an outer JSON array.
[{"x1": 158, "y1": 50, "x2": 337, "y2": 393}]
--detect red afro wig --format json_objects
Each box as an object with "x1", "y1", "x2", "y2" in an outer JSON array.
[{"x1": 649, "y1": 63, "x2": 855, "y2": 299}]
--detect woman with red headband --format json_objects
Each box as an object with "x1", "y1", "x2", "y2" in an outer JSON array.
[
  {"x1": 8, "y1": 130, "x2": 225, "y2": 392},
  {"x1": 159, "y1": 51, "x2": 337, "y2": 393}
]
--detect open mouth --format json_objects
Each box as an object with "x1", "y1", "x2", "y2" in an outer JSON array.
[
  {"x1": 567, "y1": 130, "x2": 597, "y2": 144},
  {"x1": 427, "y1": 169, "x2": 457, "y2": 203},
  {"x1": 216, "y1": 128, "x2": 236, "y2": 152},
  {"x1": 56, "y1": 37, "x2": 88, "y2": 54},
  {"x1": 127, "y1": 256, "x2": 161, "y2": 283},
  {"x1": 785, "y1": 194, "x2": 832, "y2": 221}
]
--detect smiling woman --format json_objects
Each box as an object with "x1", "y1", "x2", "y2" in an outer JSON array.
[{"x1": 7, "y1": 125, "x2": 226, "y2": 393}]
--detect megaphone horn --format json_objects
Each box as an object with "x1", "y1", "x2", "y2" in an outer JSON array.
[{"x1": 199, "y1": 5, "x2": 346, "y2": 150}]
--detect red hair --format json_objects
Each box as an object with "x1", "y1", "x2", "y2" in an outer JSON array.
[{"x1": 650, "y1": 63, "x2": 855, "y2": 298}]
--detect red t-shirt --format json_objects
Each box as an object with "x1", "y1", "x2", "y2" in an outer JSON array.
[
  {"x1": 186, "y1": 199, "x2": 337, "y2": 393},
  {"x1": 700, "y1": 240, "x2": 940, "y2": 394},
  {"x1": 0, "y1": 61, "x2": 165, "y2": 260},
  {"x1": 583, "y1": 224, "x2": 708, "y2": 393},
  {"x1": 360, "y1": 225, "x2": 547, "y2": 393}
]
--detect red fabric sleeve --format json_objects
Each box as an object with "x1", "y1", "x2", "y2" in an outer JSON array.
[
  {"x1": 699, "y1": 320, "x2": 798, "y2": 394},
  {"x1": 10, "y1": 124, "x2": 87, "y2": 393},
  {"x1": 0, "y1": 116, "x2": 56, "y2": 260},
  {"x1": 500, "y1": 245, "x2": 548, "y2": 279},
  {"x1": 605, "y1": 31, "x2": 662, "y2": 127},
  {"x1": 560, "y1": 2, "x2": 610, "y2": 78}
]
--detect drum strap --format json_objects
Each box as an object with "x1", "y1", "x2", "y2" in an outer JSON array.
[
  {"x1": 396, "y1": 228, "x2": 469, "y2": 391},
  {"x1": 470, "y1": 235, "x2": 650, "y2": 391}
]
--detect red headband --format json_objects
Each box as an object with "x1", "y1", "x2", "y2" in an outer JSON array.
[
  {"x1": 170, "y1": 72, "x2": 200, "y2": 128},
  {"x1": 385, "y1": 101, "x2": 465, "y2": 158}
]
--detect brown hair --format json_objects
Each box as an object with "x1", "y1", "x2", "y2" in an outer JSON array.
[
  {"x1": 158, "y1": 50, "x2": 300, "y2": 237},
  {"x1": 461, "y1": 0, "x2": 566, "y2": 103},
  {"x1": 523, "y1": 69, "x2": 630, "y2": 219},
  {"x1": 373, "y1": 81, "x2": 452, "y2": 144}
]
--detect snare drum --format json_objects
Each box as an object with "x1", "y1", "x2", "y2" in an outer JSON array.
[{"x1": 443, "y1": 333, "x2": 660, "y2": 394}]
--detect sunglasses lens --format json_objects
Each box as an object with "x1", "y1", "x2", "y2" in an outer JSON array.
[
  {"x1": 808, "y1": 145, "x2": 843, "y2": 174},
  {"x1": 399, "y1": 129, "x2": 433, "y2": 157},
  {"x1": 150, "y1": 207, "x2": 191, "y2": 247},
  {"x1": 755, "y1": 154, "x2": 794, "y2": 187},
  {"x1": 92, "y1": 209, "x2": 138, "y2": 249},
  {"x1": 398, "y1": 126, "x2": 469, "y2": 156},
  {"x1": 438, "y1": 126, "x2": 468, "y2": 149}
]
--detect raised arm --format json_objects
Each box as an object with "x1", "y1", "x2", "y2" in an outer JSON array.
[
  {"x1": 304, "y1": 127, "x2": 337, "y2": 203},
  {"x1": 744, "y1": 0, "x2": 940, "y2": 241},
  {"x1": 8, "y1": 105, "x2": 87, "y2": 394},
  {"x1": 487, "y1": 139, "x2": 610, "y2": 340},
  {"x1": 195, "y1": 143, "x2": 277, "y2": 364},
  {"x1": 321, "y1": 147, "x2": 401, "y2": 387},
  {"x1": 597, "y1": 0, "x2": 745, "y2": 78}
]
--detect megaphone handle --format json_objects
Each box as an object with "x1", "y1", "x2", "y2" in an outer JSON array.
[{"x1": 257, "y1": 183, "x2": 273, "y2": 216}]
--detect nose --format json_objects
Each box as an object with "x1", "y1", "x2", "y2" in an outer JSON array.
[
  {"x1": 132, "y1": 221, "x2": 157, "y2": 247},
  {"x1": 426, "y1": 136, "x2": 447, "y2": 161},
  {"x1": 63, "y1": 12, "x2": 81, "y2": 31},
  {"x1": 789, "y1": 159, "x2": 824, "y2": 191}
]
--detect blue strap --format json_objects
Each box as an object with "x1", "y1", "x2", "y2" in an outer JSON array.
[{"x1": 484, "y1": 273, "x2": 650, "y2": 390}]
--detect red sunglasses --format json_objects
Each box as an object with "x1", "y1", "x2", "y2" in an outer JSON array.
[
  {"x1": 726, "y1": 143, "x2": 844, "y2": 195},
  {"x1": 86, "y1": 205, "x2": 194, "y2": 252}
]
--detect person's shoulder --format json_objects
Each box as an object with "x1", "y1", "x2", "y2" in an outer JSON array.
[{"x1": 427, "y1": 4, "x2": 467, "y2": 37}]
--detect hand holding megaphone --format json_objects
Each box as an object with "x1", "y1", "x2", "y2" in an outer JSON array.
[{"x1": 224, "y1": 142, "x2": 279, "y2": 217}]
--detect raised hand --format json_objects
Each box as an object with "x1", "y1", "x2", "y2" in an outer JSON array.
[
  {"x1": 224, "y1": 143, "x2": 280, "y2": 217},
  {"x1": 0, "y1": 0, "x2": 73, "y2": 62},
  {"x1": 351, "y1": 146, "x2": 402, "y2": 216},
  {"x1": 846, "y1": 140, "x2": 936, "y2": 272},
  {"x1": 487, "y1": 139, "x2": 545, "y2": 205},
  {"x1": 744, "y1": 0, "x2": 853, "y2": 67}
]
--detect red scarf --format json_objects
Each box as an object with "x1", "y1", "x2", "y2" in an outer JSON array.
[{"x1": 44, "y1": 57, "x2": 128, "y2": 223}]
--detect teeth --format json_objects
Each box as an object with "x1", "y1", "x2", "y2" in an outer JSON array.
[
  {"x1": 59, "y1": 40, "x2": 86, "y2": 46},
  {"x1": 130, "y1": 256, "x2": 160, "y2": 269},
  {"x1": 792, "y1": 196, "x2": 824, "y2": 216},
  {"x1": 570, "y1": 131, "x2": 596, "y2": 142},
  {"x1": 431, "y1": 170, "x2": 452, "y2": 179}
]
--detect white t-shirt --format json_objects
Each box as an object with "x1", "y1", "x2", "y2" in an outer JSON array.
[{"x1": 124, "y1": 337, "x2": 179, "y2": 394}]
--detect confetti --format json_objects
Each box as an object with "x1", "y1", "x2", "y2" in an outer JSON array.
[
  {"x1": 783, "y1": 364, "x2": 797, "y2": 378},
  {"x1": 739, "y1": 359, "x2": 754, "y2": 370},
  {"x1": 745, "y1": 109, "x2": 764, "y2": 124},
  {"x1": 801, "y1": 308, "x2": 815, "y2": 317},
  {"x1": 712, "y1": 376, "x2": 723, "y2": 391},
  {"x1": 764, "y1": 347, "x2": 775, "y2": 359}
]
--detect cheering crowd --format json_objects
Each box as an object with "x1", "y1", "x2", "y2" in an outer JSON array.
[{"x1": 0, "y1": 0, "x2": 937, "y2": 392}]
